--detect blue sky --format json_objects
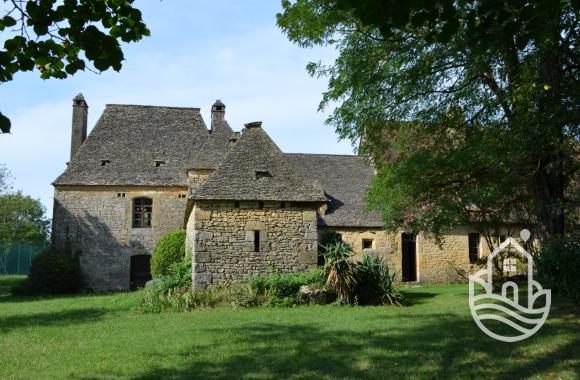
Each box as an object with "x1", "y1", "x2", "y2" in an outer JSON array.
[{"x1": 0, "y1": 1, "x2": 352, "y2": 218}]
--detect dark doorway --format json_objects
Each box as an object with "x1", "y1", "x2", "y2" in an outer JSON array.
[
  {"x1": 130, "y1": 254, "x2": 152, "y2": 290},
  {"x1": 401, "y1": 233, "x2": 417, "y2": 282}
]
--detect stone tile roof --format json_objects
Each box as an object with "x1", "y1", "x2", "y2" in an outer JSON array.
[
  {"x1": 191, "y1": 122, "x2": 327, "y2": 202},
  {"x1": 191, "y1": 120, "x2": 236, "y2": 169},
  {"x1": 285, "y1": 153, "x2": 383, "y2": 227},
  {"x1": 53, "y1": 104, "x2": 209, "y2": 186}
]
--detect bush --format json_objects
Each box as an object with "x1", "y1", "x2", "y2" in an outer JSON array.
[
  {"x1": 13, "y1": 249, "x2": 78, "y2": 295},
  {"x1": 248, "y1": 267, "x2": 324, "y2": 307},
  {"x1": 137, "y1": 285, "x2": 222, "y2": 313},
  {"x1": 322, "y1": 242, "x2": 359, "y2": 304},
  {"x1": 151, "y1": 229, "x2": 186, "y2": 278},
  {"x1": 537, "y1": 236, "x2": 580, "y2": 303},
  {"x1": 355, "y1": 254, "x2": 405, "y2": 306}
]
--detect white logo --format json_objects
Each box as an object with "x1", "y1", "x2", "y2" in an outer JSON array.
[{"x1": 469, "y1": 229, "x2": 551, "y2": 342}]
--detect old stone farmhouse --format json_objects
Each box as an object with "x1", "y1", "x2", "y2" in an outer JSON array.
[{"x1": 52, "y1": 95, "x2": 490, "y2": 291}]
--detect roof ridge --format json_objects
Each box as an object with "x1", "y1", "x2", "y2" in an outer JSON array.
[
  {"x1": 105, "y1": 104, "x2": 201, "y2": 111},
  {"x1": 285, "y1": 152, "x2": 360, "y2": 158},
  {"x1": 191, "y1": 124, "x2": 326, "y2": 202}
]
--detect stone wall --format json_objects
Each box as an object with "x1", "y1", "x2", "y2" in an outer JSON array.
[
  {"x1": 320, "y1": 226, "x2": 487, "y2": 284},
  {"x1": 187, "y1": 200, "x2": 318, "y2": 289},
  {"x1": 52, "y1": 186, "x2": 188, "y2": 291}
]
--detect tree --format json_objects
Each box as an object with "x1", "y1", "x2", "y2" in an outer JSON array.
[
  {"x1": 277, "y1": 0, "x2": 579, "y2": 246},
  {"x1": 0, "y1": 0, "x2": 150, "y2": 134},
  {"x1": 0, "y1": 163, "x2": 49, "y2": 241},
  {"x1": 0, "y1": 163, "x2": 12, "y2": 194},
  {"x1": 0, "y1": 191, "x2": 50, "y2": 241}
]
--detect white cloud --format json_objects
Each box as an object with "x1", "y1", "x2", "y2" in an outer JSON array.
[{"x1": 0, "y1": 2, "x2": 351, "y2": 219}]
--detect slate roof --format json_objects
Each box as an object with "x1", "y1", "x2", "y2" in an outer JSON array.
[
  {"x1": 54, "y1": 104, "x2": 209, "y2": 186},
  {"x1": 191, "y1": 120, "x2": 236, "y2": 169},
  {"x1": 191, "y1": 122, "x2": 327, "y2": 202},
  {"x1": 286, "y1": 153, "x2": 383, "y2": 227}
]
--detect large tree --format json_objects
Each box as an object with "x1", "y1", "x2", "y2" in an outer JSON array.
[
  {"x1": 0, "y1": 0, "x2": 150, "y2": 134},
  {"x1": 278, "y1": 0, "x2": 579, "y2": 246},
  {"x1": 0, "y1": 164, "x2": 49, "y2": 241}
]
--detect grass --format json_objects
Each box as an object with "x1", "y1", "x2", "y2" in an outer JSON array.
[{"x1": 0, "y1": 276, "x2": 578, "y2": 379}]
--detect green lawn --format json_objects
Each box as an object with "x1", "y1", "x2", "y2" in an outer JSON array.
[{"x1": 0, "y1": 276, "x2": 578, "y2": 379}]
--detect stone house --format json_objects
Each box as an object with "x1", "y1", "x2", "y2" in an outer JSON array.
[{"x1": 52, "y1": 95, "x2": 490, "y2": 291}]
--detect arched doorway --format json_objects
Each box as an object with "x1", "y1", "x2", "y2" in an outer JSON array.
[{"x1": 130, "y1": 254, "x2": 152, "y2": 290}]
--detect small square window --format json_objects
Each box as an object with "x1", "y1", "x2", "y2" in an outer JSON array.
[{"x1": 362, "y1": 239, "x2": 373, "y2": 250}]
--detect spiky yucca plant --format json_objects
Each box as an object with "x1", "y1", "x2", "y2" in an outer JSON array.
[{"x1": 323, "y1": 242, "x2": 358, "y2": 304}]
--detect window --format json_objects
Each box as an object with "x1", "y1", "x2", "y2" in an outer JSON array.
[
  {"x1": 101, "y1": 159, "x2": 111, "y2": 166},
  {"x1": 362, "y1": 239, "x2": 374, "y2": 250},
  {"x1": 133, "y1": 198, "x2": 153, "y2": 228},
  {"x1": 117, "y1": 192, "x2": 126, "y2": 198},
  {"x1": 154, "y1": 160, "x2": 166, "y2": 167},
  {"x1": 255, "y1": 170, "x2": 272, "y2": 180},
  {"x1": 258, "y1": 201, "x2": 264, "y2": 209},
  {"x1": 234, "y1": 201, "x2": 240, "y2": 208},
  {"x1": 253, "y1": 230, "x2": 260, "y2": 252},
  {"x1": 468, "y1": 233, "x2": 480, "y2": 263}
]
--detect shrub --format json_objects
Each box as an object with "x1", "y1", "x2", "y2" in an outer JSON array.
[
  {"x1": 13, "y1": 249, "x2": 78, "y2": 295},
  {"x1": 136, "y1": 283, "x2": 222, "y2": 313},
  {"x1": 164, "y1": 256, "x2": 192, "y2": 289},
  {"x1": 355, "y1": 254, "x2": 405, "y2": 306},
  {"x1": 231, "y1": 283, "x2": 267, "y2": 308},
  {"x1": 151, "y1": 229, "x2": 186, "y2": 278},
  {"x1": 537, "y1": 236, "x2": 580, "y2": 303},
  {"x1": 247, "y1": 267, "x2": 324, "y2": 306},
  {"x1": 323, "y1": 242, "x2": 359, "y2": 304}
]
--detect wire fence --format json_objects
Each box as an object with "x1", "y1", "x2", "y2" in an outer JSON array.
[{"x1": 0, "y1": 241, "x2": 48, "y2": 275}]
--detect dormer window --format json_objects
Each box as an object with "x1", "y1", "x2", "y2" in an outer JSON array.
[
  {"x1": 154, "y1": 160, "x2": 166, "y2": 167},
  {"x1": 101, "y1": 159, "x2": 111, "y2": 166},
  {"x1": 255, "y1": 170, "x2": 272, "y2": 180}
]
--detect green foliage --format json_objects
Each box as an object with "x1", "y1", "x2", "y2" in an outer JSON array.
[
  {"x1": 277, "y1": 1, "x2": 579, "y2": 242},
  {"x1": 231, "y1": 282, "x2": 267, "y2": 308},
  {"x1": 537, "y1": 236, "x2": 580, "y2": 303},
  {"x1": 247, "y1": 267, "x2": 324, "y2": 307},
  {"x1": 12, "y1": 249, "x2": 78, "y2": 295},
  {"x1": 151, "y1": 229, "x2": 186, "y2": 278},
  {"x1": 137, "y1": 285, "x2": 221, "y2": 314},
  {"x1": 0, "y1": 163, "x2": 12, "y2": 194},
  {"x1": 322, "y1": 241, "x2": 358, "y2": 304},
  {"x1": 0, "y1": 0, "x2": 150, "y2": 133},
  {"x1": 355, "y1": 254, "x2": 405, "y2": 306},
  {"x1": 0, "y1": 191, "x2": 50, "y2": 242}
]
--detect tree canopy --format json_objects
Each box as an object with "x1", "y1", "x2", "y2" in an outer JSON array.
[
  {"x1": 0, "y1": 0, "x2": 150, "y2": 134},
  {"x1": 278, "y1": 0, "x2": 579, "y2": 244},
  {"x1": 0, "y1": 164, "x2": 50, "y2": 242}
]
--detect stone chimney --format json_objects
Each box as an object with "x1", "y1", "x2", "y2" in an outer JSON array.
[
  {"x1": 210, "y1": 99, "x2": 225, "y2": 132},
  {"x1": 70, "y1": 93, "x2": 88, "y2": 160}
]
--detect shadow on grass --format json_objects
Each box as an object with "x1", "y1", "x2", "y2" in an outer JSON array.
[
  {"x1": 0, "y1": 307, "x2": 108, "y2": 335},
  {"x1": 132, "y1": 296, "x2": 579, "y2": 379},
  {"x1": 402, "y1": 291, "x2": 438, "y2": 305}
]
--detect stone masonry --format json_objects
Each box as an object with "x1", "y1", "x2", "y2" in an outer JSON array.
[
  {"x1": 187, "y1": 200, "x2": 318, "y2": 289},
  {"x1": 52, "y1": 186, "x2": 188, "y2": 291}
]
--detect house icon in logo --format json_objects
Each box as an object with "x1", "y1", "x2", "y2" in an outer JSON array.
[{"x1": 469, "y1": 229, "x2": 551, "y2": 342}]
